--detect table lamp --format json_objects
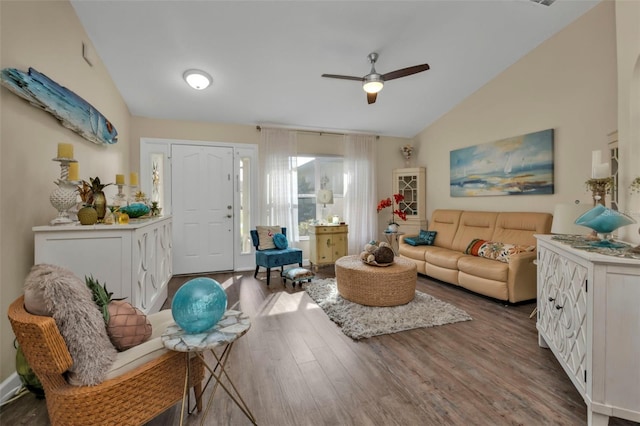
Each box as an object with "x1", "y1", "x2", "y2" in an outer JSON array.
[
  {"x1": 317, "y1": 189, "x2": 334, "y2": 222},
  {"x1": 551, "y1": 201, "x2": 592, "y2": 235}
]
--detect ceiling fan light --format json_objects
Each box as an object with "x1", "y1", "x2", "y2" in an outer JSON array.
[
  {"x1": 363, "y1": 75, "x2": 383, "y2": 94},
  {"x1": 183, "y1": 69, "x2": 212, "y2": 90}
]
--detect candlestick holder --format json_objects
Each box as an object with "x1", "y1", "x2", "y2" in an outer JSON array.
[
  {"x1": 585, "y1": 177, "x2": 613, "y2": 207},
  {"x1": 50, "y1": 157, "x2": 79, "y2": 225},
  {"x1": 113, "y1": 184, "x2": 127, "y2": 208}
]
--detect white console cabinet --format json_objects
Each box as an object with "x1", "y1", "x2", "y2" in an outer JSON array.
[
  {"x1": 536, "y1": 234, "x2": 640, "y2": 425},
  {"x1": 33, "y1": 216, "x2": 172, "y2": 314}
]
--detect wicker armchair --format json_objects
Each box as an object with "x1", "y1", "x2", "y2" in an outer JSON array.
[{"x1": 8, "y1": 296, "x2": 204, "y2": 426}]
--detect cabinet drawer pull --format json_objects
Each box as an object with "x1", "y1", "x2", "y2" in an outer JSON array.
[
  {"x1": 555, "y1": 305, "x2": 563, "y2": 310},
  {"x1": 548, "y1": 297, "x2": 555, "y2": 302}
]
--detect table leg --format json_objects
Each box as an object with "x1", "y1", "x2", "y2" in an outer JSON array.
[
  {"x1": 179, "y1": 352, "x2": 190, "y2": 426},
  {"x1": 198, "y1": 343, "x2": 257, "y2": 425}
]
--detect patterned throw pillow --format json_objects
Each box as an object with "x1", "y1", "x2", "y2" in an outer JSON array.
[
  {"x1": 419, "y1": 230, "x2": 437, "y2": 245},
  {"x1": 273, "y1": 233, "x2": 288, "y2": 249},
  {"x1": 256, "y1": 225, "x2": 281, "y2": 250},
  {"x1": 465, "y1": 239, "x2": 535, "y2": 263},
  {"x1": 405, "y1": 230, "x2": 438, "y2": 246}
]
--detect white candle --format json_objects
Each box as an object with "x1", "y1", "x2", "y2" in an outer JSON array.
[
  {"x1": 591, "y1": 150, "x2": 602, "y2": 178},
  {"x1": 594, "y1": 163, "x2": 610, "y2": 179}
]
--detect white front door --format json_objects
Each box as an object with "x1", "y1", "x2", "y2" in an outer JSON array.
[{"x1": 172, "y1": 144, "x2": 234, "y2": 274}]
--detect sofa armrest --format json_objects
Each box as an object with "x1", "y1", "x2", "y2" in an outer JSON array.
[{"x1": 506, "y1": 251, "x2": 538, "y2": 303}]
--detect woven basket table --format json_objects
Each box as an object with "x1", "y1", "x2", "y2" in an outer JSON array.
[{"x1": 335, "y1": 255, "x2": 417, "y2": 307}]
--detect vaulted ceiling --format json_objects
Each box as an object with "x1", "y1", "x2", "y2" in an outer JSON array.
[{"x1": 71, "y1": 0, "x2": 600, "y2": 138}]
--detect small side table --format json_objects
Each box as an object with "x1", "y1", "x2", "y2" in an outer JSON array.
[
  {"x1": 383, "y1": 231, "x2": 405, "y2": 256},
  {"x1": 162, "y1": 310, "x2": 256, "y2": 426}
]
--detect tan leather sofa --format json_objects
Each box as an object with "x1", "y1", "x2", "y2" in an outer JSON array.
[{"x1": 399, "y1": 209, "x2": 552, "y2": 303}]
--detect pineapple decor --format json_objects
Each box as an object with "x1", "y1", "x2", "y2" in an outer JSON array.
[{"x1": 85, "y1": 275, "x2": 152, "y2": 351}]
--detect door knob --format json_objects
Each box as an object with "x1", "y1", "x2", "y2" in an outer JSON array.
[{"x1": 226, "y1": 214, "x2": 232, "y2": 218}]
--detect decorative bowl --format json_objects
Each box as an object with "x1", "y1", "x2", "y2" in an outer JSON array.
[
  {"x1": 574, "y1": 205, "x2": 636, "y2": 234},
  {"x1": 119, "y1": 203, "x2": 150, "y2": 218}
]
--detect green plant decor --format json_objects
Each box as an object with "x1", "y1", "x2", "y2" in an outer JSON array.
[{"x1": 15, "y1": 340, "x2": 44, "y2": 399}]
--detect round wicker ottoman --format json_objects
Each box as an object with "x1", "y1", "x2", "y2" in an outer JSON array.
[{"x1": 335, "y1": 255, "x2": 417, "y2": 307}]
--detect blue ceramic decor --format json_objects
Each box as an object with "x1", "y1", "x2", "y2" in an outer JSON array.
[
  {"x1": 119, "y1": 203, "x2": 150, "y2": 218},
  {"x1": 575, "y1": 205, "x2": 636, "y2": 248},
  {"x1": 171, "y1": 277, "x2": 227, "y2": 334}
]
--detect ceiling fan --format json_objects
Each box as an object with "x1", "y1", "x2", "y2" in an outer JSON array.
[{"x1": 322, "y1": 52, "x2": 430, "y2": 104}]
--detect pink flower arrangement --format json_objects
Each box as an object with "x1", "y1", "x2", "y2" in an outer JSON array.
[{"x1": 377, "y1": 193, "x2": 407, "y2": 225}]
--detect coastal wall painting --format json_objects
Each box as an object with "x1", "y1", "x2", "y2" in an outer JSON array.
[
  {"x1": 0, "y1": 67, "x2": 118, "y2": 145},
  {"x1": 450, "y1": 129, "x2": 554, "y2": 197}
]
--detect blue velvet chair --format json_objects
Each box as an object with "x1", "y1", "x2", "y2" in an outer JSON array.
[{"x1": 251, "y1": 227, "x2": 303, "y2": 286}]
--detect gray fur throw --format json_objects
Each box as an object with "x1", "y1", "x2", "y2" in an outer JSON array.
[{"x1": 23, "y1": 264, "x2": 117, "y2": 386}]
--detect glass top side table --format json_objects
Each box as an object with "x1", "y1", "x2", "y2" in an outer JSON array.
[{"x1": 162, "y1": 309, "x2": 255, "y2": 425}]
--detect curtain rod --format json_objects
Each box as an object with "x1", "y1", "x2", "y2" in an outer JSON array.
[{"x1": 256, "y1": 125, "x2": 379, "y2": 139}]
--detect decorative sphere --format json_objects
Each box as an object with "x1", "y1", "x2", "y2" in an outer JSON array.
[{"x1": 171, "y1": 277, "x2": 227, "y2": 334}]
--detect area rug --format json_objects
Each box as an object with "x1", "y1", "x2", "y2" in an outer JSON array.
[{"x1": 304, "y1": 278, "x2": 472, "y2": 339}]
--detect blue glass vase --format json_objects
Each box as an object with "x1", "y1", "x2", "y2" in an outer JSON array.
[
  {"x1": 171, "y1": 277, "x2": 227, "y2": 334},
  {"x1": 575, "y1": 205, "x2": 636, "y2": 248}
]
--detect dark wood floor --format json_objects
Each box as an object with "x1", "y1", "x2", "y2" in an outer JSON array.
[{"x1": 2, "y1": 267, "x2": 638, "y2": 425}]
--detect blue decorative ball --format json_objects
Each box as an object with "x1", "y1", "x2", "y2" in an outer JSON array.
[{"x1": 171, "y1": 277, "x2": 227, "y2": 334}]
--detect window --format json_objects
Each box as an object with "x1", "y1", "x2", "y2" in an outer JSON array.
[{"x1": 296, "y1": 156, "x2": 343, "y2": 237}]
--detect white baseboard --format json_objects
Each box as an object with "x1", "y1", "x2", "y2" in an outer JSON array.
[{"x1": 0, "y1": 372, "x2": 23, "y2": 405}]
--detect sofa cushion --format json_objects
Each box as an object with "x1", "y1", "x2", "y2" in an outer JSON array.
[
  {"x1": 457, "y1": 254, "x2": 508, "y2": 282},
  {"x1": 428, "y1": 210, "x2": 462, "y2": 249},
  {"x1": 451, "y1": 211, "x2": 499, "y2": 252},
  {"x1": 424, "y1": 247, "x2": 464, "y2": 270},
  {"x1": 256, "y1": 225, "x2": 281, "y2": 250},
  {"x1": 23, "y1": 264, "x2": 117, "y2": 386},
  {"x1": 102, "y1": 309, "x2": 175, "y2": 382},
  {"x1": 492, "y1": 212, "x2": 552, "y2": 247},
  {"x1": 273, "y1": 233, "x2": 288, "y2": 249},
  {"x1": 465, "y1": 239, "x2": 535, "y2": 263}
]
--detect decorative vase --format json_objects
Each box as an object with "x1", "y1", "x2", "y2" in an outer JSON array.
[
  {"x1": 78, "y1": 206, "x2": 98, "y2": 225},
  {"x1": 388, "y1": 223, "x2": 399, "y2": 233},
  {"x1": 93, "y1": 190, "x2": 107, "y2": 220}
]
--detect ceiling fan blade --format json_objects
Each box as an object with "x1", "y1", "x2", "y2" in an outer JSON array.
[
  {"x1": 367, "y1": 92, "x2": 377, "y2": 104},
  {"x1": 382, "y1": 64, "x2": 430, "y2": 81},
  {"x1": 321, "y1": 74, "x2": 363, "y2": 81}
]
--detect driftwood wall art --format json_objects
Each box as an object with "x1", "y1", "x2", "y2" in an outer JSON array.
[{"x1": 1, "y1": 67, "x2": 118, "y2": 145}]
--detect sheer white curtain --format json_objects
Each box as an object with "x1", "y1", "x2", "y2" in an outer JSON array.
[
  {"x1": 259, "y1": 127, "x2": 298, "y2": 240},
  {"x1": 343, "y1": 134, "x2": 377, "y2": 254}
]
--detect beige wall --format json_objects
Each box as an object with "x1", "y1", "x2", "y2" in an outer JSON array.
[
  {"x1": 413, "y1": 2, "x2": 618, "y2": 221},
  {"x1": 0, "y1": 1, "x2": 131, "y2": 381},
  {"x1": 615, "y1": 0, "x2": 640, "y2": 243}
]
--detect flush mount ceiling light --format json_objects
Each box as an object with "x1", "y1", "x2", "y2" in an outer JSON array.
[{"x1": 183, "y1": 69, "x2": 212, "y2": 90}]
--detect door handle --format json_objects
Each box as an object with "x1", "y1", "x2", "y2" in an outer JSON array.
[{"x1": 226, "y1": 214, "x2": 232, "y2": 218}]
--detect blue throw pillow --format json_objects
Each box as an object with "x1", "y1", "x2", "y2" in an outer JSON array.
[
  {"x1": 273, "y1": 233, "x2": 288, "y2": 249},
  {"x1": 418, "y1": 230, "x2": 437, "y2": 245},
  {"x1": 404, "y1": 231, "x2": 437, "y2": 246}
]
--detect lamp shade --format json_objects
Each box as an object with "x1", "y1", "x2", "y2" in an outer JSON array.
[
  {"x1": 551, "y1": 202, "x2": 592, "y2": 235},
  {"x1": 362, "y1": 76, "x2": 383, "y2": 94},
  {"x1": 317, "y1": 189, "x2": 334, "y2": 205}
]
